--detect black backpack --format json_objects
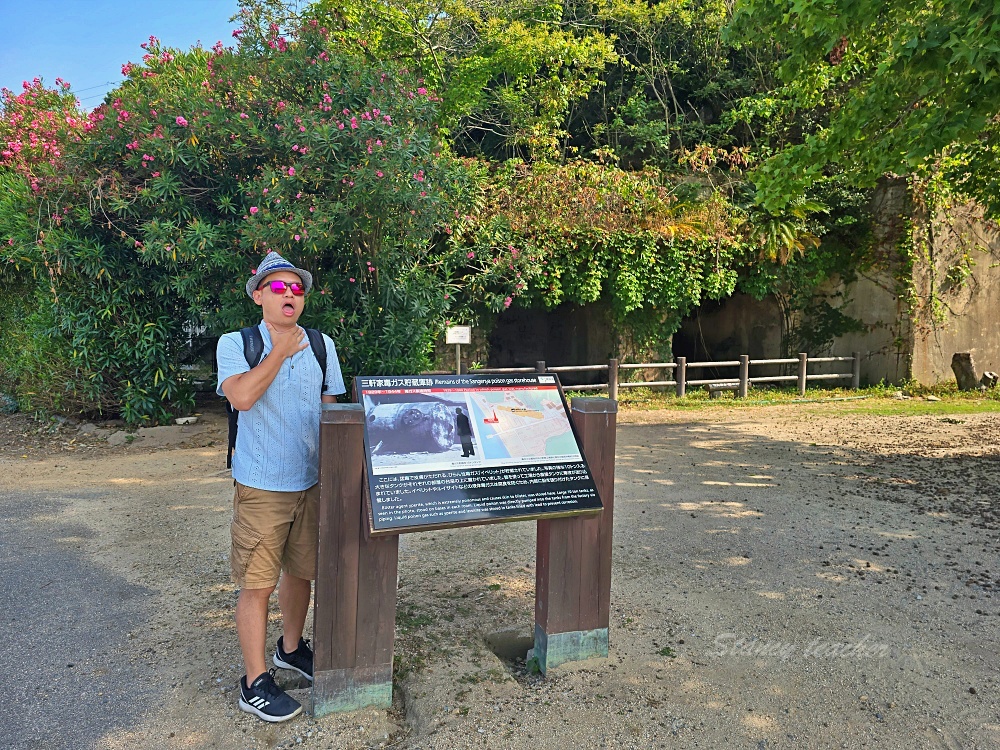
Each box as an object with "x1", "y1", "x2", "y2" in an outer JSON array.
[{"x1": 225, "y1": 326, "x2": 328, "y2": 468}]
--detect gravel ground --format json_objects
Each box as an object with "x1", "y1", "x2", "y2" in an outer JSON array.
[{"x1": 0, "y1": 402, "x2": 996, "y2": 749}]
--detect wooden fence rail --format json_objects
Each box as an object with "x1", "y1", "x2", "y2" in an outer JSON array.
[{"x1": 472, "y1": 352, "x2": 863, "y2": 400}]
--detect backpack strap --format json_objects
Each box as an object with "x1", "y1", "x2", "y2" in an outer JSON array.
[
  {"x1": 239, "y1": 326, "x2": 266, "y2": 369},
  {"x1": 226, "y1": 326, "x2": 265, "y2": 469},
  {"x1": 225, "y1": 401, "x2": 239, "y2": 469},
  {"x1": 304, "y1": 328, "x2": 328, "y2": 391}
]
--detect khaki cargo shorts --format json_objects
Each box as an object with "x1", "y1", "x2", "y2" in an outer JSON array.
[{"x1": 230, "y1": 481, "x2": 318, "y2": 589}]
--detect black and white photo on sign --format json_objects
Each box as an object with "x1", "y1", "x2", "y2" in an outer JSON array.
[{"x1": 362, "y1": 391, "x2": 480, "y2": 470}]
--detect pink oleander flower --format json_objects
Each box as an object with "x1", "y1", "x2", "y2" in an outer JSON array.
[
  {"x1": 249, "y1": 206, "x2": 259, "y2": 214},
  {"x1": 504, "y1": 296, "x2": 513, "y2": 308},
  {"x1": 467, "y1": 252, "x2": 474, "y2": 258},
  {"x1": 294, "y1": 234, "x2": 300, "y2": 241},
  {"x1": 239, "y1": 112, "x2": 248, "y2": 119},
  {"x1": 151, "y1": 171, "x2": 160, "y2": 177},
  {"x1": 175, "y1": 116, "x2": 188, "y2": 127},
  {"x1": 287, "y1": 167, "x2": 295, "y2": 176}
]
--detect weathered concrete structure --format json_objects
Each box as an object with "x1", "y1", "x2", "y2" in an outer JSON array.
[
  {"x1": 471, "y1": 180, "x2": 999, "y2": 386},
  {"x1": 667, "y1": 179, "x2": 1000, "y2": 386},
  {"x1": 829, "y1": 180, "x2": 1000, "y2": 385},
  {"x1": 672, "y1": 293, "x2": 784, "y2": 378}
]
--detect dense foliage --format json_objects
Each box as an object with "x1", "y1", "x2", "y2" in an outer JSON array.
[
  {"x1": 734, "y1": 0, "x2": 1000, "y2": 215},
  {"x1": 11, "y1": 0, "x2": 983, "y2": 419}
]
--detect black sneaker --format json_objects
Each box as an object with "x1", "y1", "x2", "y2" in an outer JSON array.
[
  {"x1": 238, "y1": 669, "x2": 302, "y2": 723},
  {"x1": 273, "y1": 636, "x2": 313, "y2": 681}
]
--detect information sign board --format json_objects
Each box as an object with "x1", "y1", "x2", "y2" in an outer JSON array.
[
  {"x1": 357, "y1": 374, "x2": 602, "y2": 535},
  {"x1": 445, "y1": 326, "x2": 472, "y2": 345}
]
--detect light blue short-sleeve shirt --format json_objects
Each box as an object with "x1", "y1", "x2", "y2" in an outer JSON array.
[{"x1": 216, "y1": 322, "x2": 346, "y2": 491}]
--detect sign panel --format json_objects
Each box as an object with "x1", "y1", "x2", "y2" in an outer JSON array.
[
  {"x1": 445, "y1": 325, "x2": 472, "y2": 345},
  {"x1": 357, "y1": 374, "x2": 602, "y2": 535}
]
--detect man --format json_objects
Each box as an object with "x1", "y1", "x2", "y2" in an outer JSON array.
[
  {"x1": 216, "y1": 251, "x2": 346, "y2": 722},
  {"x1": 455, "y1": 406, "x2": 475, "y2": 457}
]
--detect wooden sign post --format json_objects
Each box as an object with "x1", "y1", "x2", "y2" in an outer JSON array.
[
  {"x1": 534, "y1": 397, "x2": 616, "y2": 673},
  {"x1": 313, "y1": 404, "x2": 398, "y2": 716},
  {"x1": 313, "y1": 395, "x2": 617, "y2": 713}
]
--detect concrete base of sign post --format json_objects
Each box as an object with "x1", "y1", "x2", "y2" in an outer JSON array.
[
  {"x1": 313, "y1": 666, "x2": 393, "y2": 717},
  {"x1": 533, "y1": 623, "x2": 608, "y2": 674}
]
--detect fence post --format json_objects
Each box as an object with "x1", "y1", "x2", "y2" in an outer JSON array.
[
  {"x1": 797, "y1": 353, "x2": 808, "y2": 396},
  {"x1": 313, "y1": 404, "x2": 399, "y2": 716},
  {"x1": 608, "y1": 358, "x2": 619, "y2": 401},
  {"x1": 536, "y1": 360, "x2": 547, "y2": 374},
  {"x1": 738, "y1": 355, "x2": 749, "y2": 398},
  {"x1": 852, "y1": 351, "x2": 861, "y2": 389},
  {"x1": 676, "y1": 357, "x2": 687, "y2": 398},
  {"x1": 535, "y1": 397, "x2": 616, "y2": 674}
]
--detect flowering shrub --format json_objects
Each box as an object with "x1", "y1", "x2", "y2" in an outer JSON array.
[
  {"x1": 0, "y1": 11, "x2": 528, "y2": 423},
  {"x1": 0, "y1": 79, "x2": 88, "y2": 193}
]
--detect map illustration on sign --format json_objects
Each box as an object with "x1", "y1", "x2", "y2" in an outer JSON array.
[
  {"x1": 468, "y1": 389, "x2": 579, "y2": 460},
  {"x1": 356, "y1": 374, "x2": 602, "y2": 535}
]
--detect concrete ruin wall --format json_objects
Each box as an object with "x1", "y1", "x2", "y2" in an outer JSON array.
[
  {"x1": 825, "y1": 178, "x2": 912, "y2": 385},
  {"x1": 820, "y1": 180, "x2": 1000, "y2": 386},
  {"x1": 909, "y1": 202, "x2": 1000, "y2": 383},
  {"x1": 486, "y1": 301, "x2": 614, "y2": 384},
  {"x1": 672, "y1": 293, "x2": 784, "y2": 376}
]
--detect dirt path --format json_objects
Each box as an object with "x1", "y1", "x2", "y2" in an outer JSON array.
[{"x1": 1, "y1": 403, "x2": 997, "y2": 749}]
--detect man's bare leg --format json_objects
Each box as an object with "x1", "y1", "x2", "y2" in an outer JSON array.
[
  {"x1": 278, "y1": 572, "x2": 312, "y2": 648},
  {"x1": 236, "y1": 586, "x2": 274, "y2": 683}
]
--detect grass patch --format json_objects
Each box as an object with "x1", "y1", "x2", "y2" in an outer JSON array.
[
  {"x1": 563, "y1": 382, "x2": 1000, "y2": 415},
  {"x1": 397, "y1": 604, "x2": 435, "y2": 632}
]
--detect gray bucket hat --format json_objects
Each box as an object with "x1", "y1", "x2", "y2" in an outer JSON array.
[{"x1": 246, "y1": 251, "x2": 313, "y2": 298}]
